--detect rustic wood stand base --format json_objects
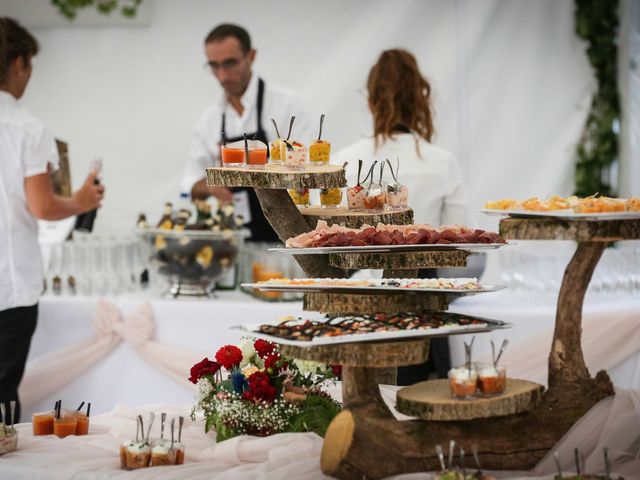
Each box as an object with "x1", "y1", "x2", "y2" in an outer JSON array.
[{"x1": 206, "y1": 170, "x2": 635, "y2": 478}]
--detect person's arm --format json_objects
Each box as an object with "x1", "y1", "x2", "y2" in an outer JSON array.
[{"x1": 24, "y1": 168, "x2": 104, "y2": 221}]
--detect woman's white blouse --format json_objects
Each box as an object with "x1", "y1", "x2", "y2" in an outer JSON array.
[
  {"x1": 0, "y1": 91, "x2": 59, "y2": 310},
  {"x1": 334, "y1": 133, "x2": 467, "y2": 227}
]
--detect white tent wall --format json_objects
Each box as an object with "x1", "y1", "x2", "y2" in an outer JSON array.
[{"x1": 4, "y1": 0, "x2": 593, "y2": 234}]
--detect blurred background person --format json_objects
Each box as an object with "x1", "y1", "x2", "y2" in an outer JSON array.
[
  {"x1": 336, "y1": 48, "x2": 468, "y2": 385},
  {"x1": 0, "y1": 17, "x2": 104, "y2": 421},
  {"x1": 183, "y1": 23, "x2": 315, "y2": 242}
]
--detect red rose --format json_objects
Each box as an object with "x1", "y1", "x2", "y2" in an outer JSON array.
[
  {"x1": 189, "y1": 357, "x2": 220, "y2": 384},
  {"x1": 264, "y1": 353, "x2": 288, "y2": 375},
  {"x1": 215, "y1": 345, "x2": 243, "y2": 370},
  {"x1": 253, "y1": 339, "x2": 276, "y2": 358},
  {"x1": 330, "y1": 364, "x2": 342, "y2": 379},
  {"x1": 243, "y1": 371, "x2": 277, "y2": 403}
]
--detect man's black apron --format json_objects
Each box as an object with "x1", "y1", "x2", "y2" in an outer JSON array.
[{"x1": 220, "y1": 78, "x2": 279, "y2": 242}]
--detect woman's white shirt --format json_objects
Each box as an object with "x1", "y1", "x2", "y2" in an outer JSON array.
[
  {"x1": 335, "y1": 134, "x2": 467, "y2": 226},
  {"x1": 0, "y1": 91, "x2": 59, "y2": 310}
]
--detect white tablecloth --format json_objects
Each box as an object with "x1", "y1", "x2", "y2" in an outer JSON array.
[
  {"x1": 2, "y1": 386, "x2": 640, "y2": 479},
  {"x1": 24, "y1": 290, "x2": 640, "y2": 422}
]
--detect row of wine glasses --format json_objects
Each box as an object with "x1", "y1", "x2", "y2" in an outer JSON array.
[
  {"x1": 42, "y1": 235, "x2": 150, "y2": 297},
  {"x1": 499, "y1": 241, "x2": 640, "y2": 303}
]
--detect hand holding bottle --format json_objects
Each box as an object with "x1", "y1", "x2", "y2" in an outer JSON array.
[{"x1": 73, "y1": 169, "x2": 104, "y2": 214}]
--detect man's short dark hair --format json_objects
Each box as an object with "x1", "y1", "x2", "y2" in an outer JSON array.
[
  {"x1": 204, "y1": 24, "x2": 251, "y2": 53},
  {"x1": 0, "y1": 17, "x2": 39, "y2": 83}
]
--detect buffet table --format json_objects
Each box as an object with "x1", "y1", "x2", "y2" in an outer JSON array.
[
  {"x1": 2, "y1": 386, "x2": 640, "y2": 479},
  {"x1": 22, "y1": 289, "x2": 640, "y2": 423}
]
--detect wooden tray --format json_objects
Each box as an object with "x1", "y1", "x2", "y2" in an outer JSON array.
[
  {"x1": 396, "y1": 378, "x2": 544, "y2": 421},
  {"x1": 301, "y1": 206, "x2": 413, "y2": 229},
  {"x1": 205, "y1": 164, "x2": 346, "y2": 189}
]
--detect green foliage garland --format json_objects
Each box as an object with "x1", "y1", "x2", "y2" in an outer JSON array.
[
  {"x1": 50, "y1": 0, "x2": 143, "y2": 21},
  {"x1": 574, "y1": 0, "x2": 621, "y2": 197}
]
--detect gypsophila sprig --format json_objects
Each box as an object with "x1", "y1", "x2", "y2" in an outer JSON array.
[{"x1": 190, "y1": 340, "x2": 341, "y2": 442}]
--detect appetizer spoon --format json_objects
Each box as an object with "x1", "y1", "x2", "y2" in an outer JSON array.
[
  {"x1": 10, "y1": 400, "x2": 16, "y2": 427},
  {"x1": 574, "y1": 448, "x2": 581, "y2": 475},
  {"x1": 356, "y1": 160, "x2": 363, "y2": 186},
  {"x1": 317, "y1": 114, "x2": 325, "y2": 141},
  {"x1": 448, "y1": 440, "x2": 456, "y2": 469},
  {"x1": 604, "y1": 447, "x2": 611, "y2": 480},
  {"x1": 178, "y1": 416, "x2": 184, "y2": 443},
  {"x1": 145, "y1": 412, "x2": 155, "y2": 443},
  {"x1": 472, "y1": 444, "x2": 483, "y2": 478},
  {"x1": 495, "y1": 339, "x2": 509, "y2": 365},
  {"x1": 553, "y1": 451, "x2": 562, "y2": 478},
  {"x1": 0, "y1": 403, "x2": 6, "y2": 435},
  {"x1": 286, "y1": 116, "x2": 296, "y2": 141},
  {"x1": 435, "y1": 444, "x2": 446, "y2": 471},
  {"x1": 136, "y1": 415, "x2": 142, "y2": 443},
  {"x1": 460, "y1": 448, "x2": 467, "y2": 479},
  {"x1": 160, "y1": 413, "x2": 167, "y2": 439},
  {"x1": 170, "y1": 418, "x2": 175, "y2": 451},
  {"x1": 270, "y1": 118, "x2": 281, "y2": 139}
]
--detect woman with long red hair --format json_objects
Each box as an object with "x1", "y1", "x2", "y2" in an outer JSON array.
[{"x1": 338, "y1": 48, "x2": 466, "y2": 227}]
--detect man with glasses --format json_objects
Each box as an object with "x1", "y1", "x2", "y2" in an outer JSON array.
[{"x1": 183, "y1": 23, "x2": 315, "y2": 241}]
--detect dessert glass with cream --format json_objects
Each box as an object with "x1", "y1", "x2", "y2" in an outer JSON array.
[
  {"x1": 476, "y1": 363, "x2": 507, "y2": 396},
  {"x1": 448, "y1": 366, "x2": 478, "y2": 400}
]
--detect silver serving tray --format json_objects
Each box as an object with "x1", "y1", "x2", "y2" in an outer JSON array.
[
  {"x1": 241, "y1": 282, "x2": 506, "y2": 296},
  {"x1": 474, "y1": 208, "x2": 640, "y2": 221},
  {"x1": 230, "y1": 317, "x2": 511, "y2": 347},
  {"x1": 272, "y1": 242, "x2": 513, "y2": 255}
]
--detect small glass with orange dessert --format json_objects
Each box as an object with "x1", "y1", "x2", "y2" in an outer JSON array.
[
  {"x1": 448, "y1": 366, "x2": 478, "y2": 400},
  {"x1": 53, "y1": 411, "x2": 78, "y2": 438},
  {"x1": 476, "y1": 363, "x2": 507, "y2": 397},
  {"x1": 245, "y1": 140, "x2": 268, "y2": 169},
  {"x1": 32, "y1": 411, "x2": 54, "y2": 436},
  {"x1": 220, "y1": 140, "x2": 246, "y2": 167}
]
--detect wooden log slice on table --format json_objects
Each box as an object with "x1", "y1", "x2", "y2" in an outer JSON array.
[
  {"x1": 206, "y1": 164, "x2": 346, "y2": 190},
  {"x1": 279, "y1": 338, "x2": 429, "y2": 367},
  {"x1": 396, "y1": 378, "x2": 544, "y2": 421},
  {"x1": 303, "y1": 291, "x2": 449, "y2": 314},
  {"x1": 302, "y1": 206, "x2": 413, "y2": 229},
  {"x1": 500, "y1": 217, "x2": 640, "y2": 241},
  {"x1": 329, "y1": 250, "x2": 469, "y2": 270}
]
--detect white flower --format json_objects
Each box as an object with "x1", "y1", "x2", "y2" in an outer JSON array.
[
  {"x1": 239, "y1": 339, "x2": 257, "y2": 368},
  {"x1": 295, "y1": 360, "x2": 324, "y2": 376},
  {"x1": 195, "y1": 377, "x2": 214, "y2": 405}
]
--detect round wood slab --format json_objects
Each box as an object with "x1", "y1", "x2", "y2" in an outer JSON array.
[
  {"x1": 303, "y1": 291, "x2": 449, "y2": 315},
  {"x1": 205, "y1": 164, "x2": 346, "y2": 189},
  {"x1": 279, "y1": 338, "x2": 430, "y2": 367},
  {"x1": 396, "y1": 378, "x2": 544, "y2": 421},
  {"x1": 500, "y1": 217, "x2": 640, "y2": 241},
  {"x1": 328, "y1": 250, "x2": 469, "y2": 270},
  {"x1": 302, "y1": 207, "x2": 413, "y2": 229}
]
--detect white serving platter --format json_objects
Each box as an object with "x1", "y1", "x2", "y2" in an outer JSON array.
[
  {"x1": 272, "y1": 242, "x2": 512, "y2": 255},
  {"x1": 230, "y1": 317, "x2": 511, "y2": 347},
  {"x1": 474, "y1": 208, "x2": 640, "y2": 221},
  {"x1": 241, "y1": 282, "x2": 506, "y2": 296}
]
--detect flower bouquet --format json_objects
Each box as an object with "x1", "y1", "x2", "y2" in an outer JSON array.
[{"x1": 190, "y1": 339, "x2": 342, "y2": 442}]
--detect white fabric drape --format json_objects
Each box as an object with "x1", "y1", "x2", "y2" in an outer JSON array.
[{"x1": 19, "y1": 300, "x2": 199, "y2": 410}]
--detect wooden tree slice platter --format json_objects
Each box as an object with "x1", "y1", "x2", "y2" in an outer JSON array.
[
  {"x1": 302, "y1": 207, "x2": 413, "y2": 229},
  {"x1": 206, "y1": 165, "x2": 346, "y2": 189},
  {"x1": 279, "y1": 338, "x2": 430, "y2": 367},
  {"x1": 303, "y1": 291, "x2": 449, "y2": 315},
  {"x1": 500, "y1": 217, "x2": 640, "y2": 241},
  {"x1": 329, "y1": 250, "x2": 469, "y2": 270},
  {"x1": 396, "y1": 378, "x2": 544, "y2": 421}
]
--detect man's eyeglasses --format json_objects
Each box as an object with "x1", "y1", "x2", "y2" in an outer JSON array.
[{"x1": 203, "y1": 57, "x2": 243, "y2": 72}]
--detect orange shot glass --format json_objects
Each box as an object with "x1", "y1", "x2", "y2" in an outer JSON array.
[
  {"x1": 75, "y1": 412, "x2": 90, "y2": 435},
  {"x1": 220, "y1": 145, "x2": 245, "y2": 167},
  {"x1": 32, "y1": 411, "x2": 54, "y2": 436},
  {"x1": 54, "y1": 413, "x2": 78, "y2": 438}
]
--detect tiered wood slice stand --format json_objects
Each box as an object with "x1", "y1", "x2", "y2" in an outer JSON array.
[{"x1": 207, "y1": 166, "x2": 638, "y2": 478}]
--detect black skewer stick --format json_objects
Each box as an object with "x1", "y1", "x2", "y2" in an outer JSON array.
[
  {"x1": 317, "y1": 114, "x2": 325, "y2": 141},
  {"x1": 286, "y1": 116, "x2": 295, "y2": 141},
  {"x1": 86, "y1": 403, "x2": 91, "y2": 417},
  {"x1": 270, "y1": 118, "x2": 281, "y2": 139},
  {"x1": 243, "y1": 133, "x2": 249, "y2": 164},
  {"x1": 356, "y1": 159, "x2": 363, "y2": 186},
  {"x1": 221, "y1": 131, "x2": 226, "y2": 146},
  {"x1": 9, "y1": 400, "x2": 15, "y2": 428},
  {"x1": 76, "y1": 401, "x2": 85, "y2": 411},
  {"x1": 574, "y1": 448, "x2": 581, "y2": 476}
]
